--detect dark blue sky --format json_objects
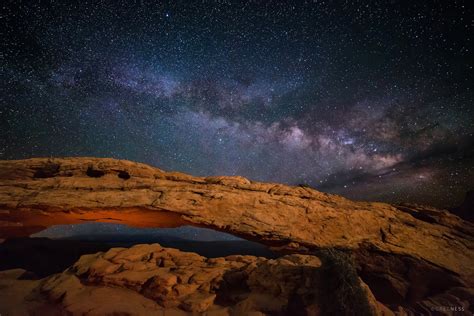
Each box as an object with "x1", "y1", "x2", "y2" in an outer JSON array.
[{"x1": 2, "y1": 0, "x2": 473, "y2": 207}]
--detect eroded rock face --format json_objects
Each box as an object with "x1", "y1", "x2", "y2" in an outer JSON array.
[
  {"x1": 0, "y1": 243, "x2": 388, "y2": 315},
  {"x1": 0, "y1": 157, "x2": 473, "y2": 312},
  {"x1": 70, "y1": 244, "x2": 326, "y2": 313},
  {"x1": 355, "y1": 245, "x2": 469, "y2": 311}
]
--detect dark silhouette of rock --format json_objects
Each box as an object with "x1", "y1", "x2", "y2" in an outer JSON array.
[
  {"x1": 0, "y1": 237, "x2": 112, "y2": 278},
  {"x1": 451, "y1": 190, "x2": 474, "y2": 222}
]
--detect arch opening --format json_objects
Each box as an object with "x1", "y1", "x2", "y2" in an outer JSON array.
[{"x1": 0, "y1": 222, "x2": 279, "y2": 278}]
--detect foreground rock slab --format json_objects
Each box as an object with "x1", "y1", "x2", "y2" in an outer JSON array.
[{"x1": 0, "y1": 243, "x2": 392, "y2": 315}]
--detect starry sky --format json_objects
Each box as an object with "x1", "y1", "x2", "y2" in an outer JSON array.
[{"x1": 2, "y1": 0, "x2": 473, "y2": 208}]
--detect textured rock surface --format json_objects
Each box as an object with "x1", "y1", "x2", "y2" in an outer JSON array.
[
  {"x1": 70, "y1": 243, "x2": 328, "y2": 313},
  {"x1": 0, "y1": 157, "x2": 473, "y2": 312},
  {"x1": 0, "y1": 267, "x2": 182, "y2": 316},
  {"x1": 0, "y1": 243, "x2": 388, "y2": 315}
]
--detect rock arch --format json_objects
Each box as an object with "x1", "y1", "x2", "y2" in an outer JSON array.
[{"x1": 1, "y1": 157, "x2": 473, "y2": 310}]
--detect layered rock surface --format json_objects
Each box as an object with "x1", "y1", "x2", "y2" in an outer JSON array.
[
  {"x1": 0, "y1": 243, "x2": 389, "y2": 315},
  {"x1": 0, "y1": 157, "x2": 473, "y2": 313}
]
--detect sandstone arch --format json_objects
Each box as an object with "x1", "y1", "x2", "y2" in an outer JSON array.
[{"x1": 1, "y1": 157, "x2": 473, "y2": 310}]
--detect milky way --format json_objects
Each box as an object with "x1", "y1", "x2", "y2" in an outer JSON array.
[{"x1": 2, "y1": 0, "x2": 473, "y2": 208}]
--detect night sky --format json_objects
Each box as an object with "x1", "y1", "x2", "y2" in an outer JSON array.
[{"x1": 2, "y1": 0, "x2": 473, "y2": 209}]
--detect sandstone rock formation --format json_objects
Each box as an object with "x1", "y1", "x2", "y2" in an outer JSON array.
[
  {"x1": 0, "y1": 243, "x2": 390, "y2": 315},
  {"x1": 0, "y1": 157, "x2": 473, "y2": 313}
]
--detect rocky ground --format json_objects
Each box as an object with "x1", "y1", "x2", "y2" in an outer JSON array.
[
  {"x1": 0, "y1": 243, "x2": 392, "y2": 315},
  {"x1": 0, "y1": 157, "x2": 473, "y2": 315}
]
